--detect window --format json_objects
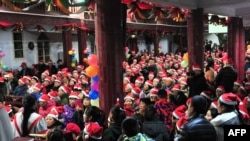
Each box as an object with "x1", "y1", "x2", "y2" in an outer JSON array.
[
  {"x1": 37, "y1": 32, "x2": 50, "y2": 62},
  {"x1": 13, "y1": 32, "x2": 24, "y2": 58}
]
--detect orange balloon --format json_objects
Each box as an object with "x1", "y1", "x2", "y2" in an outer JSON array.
[
  {"x1": 183, "y1": 53, "x2": 188, "y2": 61},
  {"x1": 83, "y1": 58, "x2": 88, "y2": 63},
  {"x1": 85, "y1": 65, "x2": 98, "y2": 77}
]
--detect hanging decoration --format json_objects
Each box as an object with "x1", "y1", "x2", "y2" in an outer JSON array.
[
  {"x1": 0, "y1": 48, "x2": 8, "y2": 73},
  {"x1": 168, "y1": 7, "x2": 189, "y2": 22},
  {"x1": 209, "y1": 14, "x2": 228, "y2": 26},
  {"x1": 68, "y1": 48, "x2": 77, "y2": 68},
  {"x1": 84, "y1": 53, "x2": 99, "y2": 100}
]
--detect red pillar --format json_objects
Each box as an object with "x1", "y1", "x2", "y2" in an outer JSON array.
[
  {"x1": 95, "y1": 0, "x2": 124, "y2": 114},
  {"x1": 77, "y1": 29, "x2": 87, "y2": 67},
  {"x1": 227, "y1": 17, "x2": 245, "y2": 81},
  {"x1": 62, "y1": 29, "x2": 73, "y2": 71},
  {"x1": 153, "y1": 33, "x2": 160, "y2": 56},
  {"x1": 187, "y1": 8, "x2": 204, "y2": 70}
]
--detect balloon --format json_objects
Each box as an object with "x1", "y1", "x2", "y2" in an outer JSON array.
[
  {"x1": 126, "y1": 54, "x2": 131, "y2": 59},
  {"x1": 183, "y1": 53, "x2": 188, "y2": 61},
  {"x1": 83, "y1": 58, "x2": 88, "y2": 63},
  {"x1": 68, "y1": 50, "x2": 73, "y2": 55},
  {"x1": 2, "y1": 65, "x2": 8, "y2": 71},
  {"x1": 91, "y1": 98, "x2": 99, "y2": 107},
  {"x1": 71, "y1": 63, "x2": 76, "y2": 67},
  {"x1": 89, "y1": 90, "x2": 99, "y2": 100},
  {"x1": 72, "y1": 58, "x2": 77, "y2": 63},
  {"x1": 88, "y1": 54, "x2": 98, "y2": 66},
  {"x1": 85, "y1": 65, "x2": 98, "y2": 77},
  {"x1": 124, "y1": 47, "x2": 129, "y2": 51},
  {"x1": 84, "y1": 50, "x2": 88, "y2": 54},
  {"x1": 180, "y1": 60, "x2": 189, "y2": 68},
  {"x1": 92, "y1": 75, "x2": 99, "y2": 82},
  {"x1": 91, "y1": 81, "x2": 99, "y2": 91}
]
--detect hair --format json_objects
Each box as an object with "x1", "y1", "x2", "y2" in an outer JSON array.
[
  {"x1": 22, "y1": 95, "x2": 37, "y2": 136},
  {"x1": 144, "y1": 105, "x2": 157, "y2": 121},
  {"x1": 140, "y1": 97, "x2": 152, "y2": 106},
  {"x1": 47, "y1": 128, "x2": 65, "y2": 141},
  {"x1": 0, "y1": 95, "x2": 5, "y2": 103},
  {"x1": 209, "y1": 108, "x2": 218, "y2": 119},
  {"x1": 84, "y1": 106, "x2": 105, "y2": 126},
  {"x1": 190, "y1": 95, "x2": 208, "y2": 116},
  {"x1": 122, "y1": 117, "x2": 140, "y2": 137},
  {"x1": 109, "y1": 105, "x2": 126, "y2": 126},
  {"x1": 157, "y1": 89, "x2": 167, "y2": 98},
  {"x1": 219, "y1": 101, "x2": 245, "y2": 124}
]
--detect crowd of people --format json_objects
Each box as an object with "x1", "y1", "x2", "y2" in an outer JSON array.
[{"x1": 0, "y1": 45, "x2": 250, "y2": 141}]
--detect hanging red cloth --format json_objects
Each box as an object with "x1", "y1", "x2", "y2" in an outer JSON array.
[{"x1": 136, "y1": 2, "x2": 154, "y2": 10}]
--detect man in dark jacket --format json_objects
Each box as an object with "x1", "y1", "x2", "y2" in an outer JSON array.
[
  {"x1": 187, "y1": 64, "x2": 208, "y2": 98},
  {"x1": 215, "y1": 59, "x2": 238, "y2": 93},
  {"x1": 177, "y1": 95, "x2": 216, "y2": 141}
]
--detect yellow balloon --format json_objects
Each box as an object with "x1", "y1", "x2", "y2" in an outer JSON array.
[
  {"x1": 71, "y1": 63, "x2": 76, "y2": 67},
  {"x1": 91, "y1": 98, "x2": 99, "y2": 107},
  {"x1": 126, "y1": 54, "x2": 131, "y2": 59},
  {"x1": 68, "y1": 50, "x2": 73, "y2": 55}
]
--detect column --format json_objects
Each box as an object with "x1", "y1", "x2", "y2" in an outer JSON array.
[
  {"x1": 227, "y1": 17, "x2": 245, "y2": 81},
  {"x1": 153, "y1": 32, "x2": 160, "y2": 56},
  {"x1": 95, "y1": 0, "x2": 124, "y2": 114},
  {"x1": 77, "y1": 29, "x2": 87, "y2": 67},
  {"x1": 62, "y1": 29, "x2": 73, "y2": 71},
  {"x1": 187, "y1": 8, "x2": 204, "y2": 70}
]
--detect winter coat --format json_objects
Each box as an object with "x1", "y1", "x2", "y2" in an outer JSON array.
[
  {"x1": 102, "y1": 123, "x2": 122, "y2": 141},
  {"x1": 178, "y1": 114, "x2": 216, "y2": 141}
]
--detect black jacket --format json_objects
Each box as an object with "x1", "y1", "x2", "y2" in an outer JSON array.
[{"x1": 178, "y1": 114, "x2": 216, "y2": 141}]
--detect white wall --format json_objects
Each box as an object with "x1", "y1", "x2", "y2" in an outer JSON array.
[{"x1": 204, "y1": 33, "x2": 220, "y2": 46}]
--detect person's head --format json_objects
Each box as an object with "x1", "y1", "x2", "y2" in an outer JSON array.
[
  {"x1": 139, "y1": 98, "x2": 152, "y2": 114},
  {"x1": 69, "y1": 92, "x2": 79, "y2": 107},
  {"x1": 124, "y1": 94, "x2": 134, "y2": 106},
  {"x1": 122, "y1": 117, "x2": 140, "y2": 137},
  {"x1": 108, "y1": 105, "x2": 126, "y2": 127},
  {"x1": 205, "y1": 108, "x2": 218, "y2": 121},
  {"x1": 144, "y1": 105, "x2": 157, "y2": 121},
  {"x1": 47, "y1": 128, "x2": 65, "y2": 141},
  {"x1": 187, "y1": 95, "x2": 208, "y2": 118},
  {"x1": 157, "y1": 89, "x2": 167, "y2": 98},
  {"x1": 148, "y1": 58, "x2": 155, "y2": 67},
  {"x1": 192, "y1": 64, "x2": 202, "y2": 75},
  {"x1": 18, "y1": 77, "x2": 26, "y2": 86},
  {"x1": 23, "y1": 94, "x2": 37, "y2": 110},
  {"x1": 83, "y1": 96, "x2": 91, "y2": 107},
  {"x1": 215, "y1": 86, "x2": 225, "y2": 98},
  {"x1": 217, "y1": 93, "x2": 241, "y2": 114},
  {"x1": 83, "y1": 106, "x2": 105, "y2": 126},
  {"x1": 45, "y1": 109, "x2": 61, "y2": 128}
]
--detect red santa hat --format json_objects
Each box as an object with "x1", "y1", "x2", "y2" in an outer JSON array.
[
  {"x1": 172, "y1": 84, "x2": 181, "y2": 91},
  {"x1": 216, "y1": 85, "x2": 225, "y2": 92},
  {"x1": 219, "y1": 93, "x2": 241, "y2": 106},
  {"x1": 131, "y1": 87, "x2": 141, "y2": 96},
  {"x1": 123, "y1": 76, "x2": 130, "y2": 83},
  {"x1": 69, "y1": 91, "x2": 80, "y2": 99},
  {"x1": 66, "y1": 123, "x2": 81, "y2": 135},
  {"x1": 48, "y1": 91, "x2": 59, "y2": 99},
  {"x1": 54, "y1": 77, "x2": 62, "y2": 83},
  {"x1": 192, "y1": 64, "x2": 201, "y2": 71},
  {"x1": 32, "y1": 76, "x2": 39, "y2": 82},
  {"x1": 173, "y1": 105, "x2": 186, "y2": 119},
  {"x1": 23, "y1": 75, "x2": 32, "y2": 81},
  {"x1": 176, "y1": 116, "x2": 188, "y2": 131},
  {"x1": 85, "y1": 123, "x2": 103, "y2": 140},
  {"x1": 186, "y1": 97, "x2": 192, "y2": 106},
  {"x1": 124, "y1": 93, "x2": 134, "y2": 101},
  {"x1": 59, "y1": 85, "x2": 71, "y2": 94},
  {"x1": 115, "y1": 98, "x2": 120, "y2": 106},
  {"x1": 234, "y1": 80, "x2": 242, "y2": 86},
  {"x1": 148, "y1": 72, "x2": 154, "y2": 77},
  {"x1": 135, "y1": 77, "x2": 143, "y2": 84},
  {"x1": 39, "y1": 94, "x2": 50, "y2": 102},
  {"x1": 145, "y1": 80, "x2": 153, "y2": 87},
  {"x1": 44, "y1": 76, "x2": 52, "y2": 83},
  {"x1": 19, "y1": 77, "x2": 27, "y2": 84},
  {"x1": 33, "y1": 83, "x2": 42, "y2": 91},
  {"x1": 81, "y1": 78, "x2": 89, "y2": 84},
  {"x1": 179, "y1": 78, "x2": 187, "y2": 85},
  {"x1": 238, "y1": 102, "x2": 250, "y2": 121},
  {"x1": 162, "y1": 76, "x2": 173, "y2": 82},
  {"x1": 47, "y1": 108, "x2": 59, "y2": 120},
  {"x1": 42, "y1": 69, "x2": 50, "y2": 76},
  {"x1": 82, "y1": 90, "x2": 90, "y2": 97},
  {"x1": 77, "y1": 65, "x2": 84, "y2": 70},
  {"x1": 74, "y1": 83, "x2": 82, "y2": 91},
  {"x1": 200, "y1": 90, "x2": 212, "y2": 100},
  {"x1": 149, "y1": 88, "x2": 158, "y2": 97},
  {"x1": 153, "y1": 77, "x2": 160, "y2": 82}
]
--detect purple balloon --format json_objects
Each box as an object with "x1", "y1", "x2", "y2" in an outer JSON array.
[{"x1": 91, "y1": 82, "x2": 99, "y2": 91}]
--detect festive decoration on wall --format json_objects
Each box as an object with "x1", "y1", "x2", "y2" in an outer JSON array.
[{"x1": 208, "y1": 14, "x2": 228, "y2": 26}]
